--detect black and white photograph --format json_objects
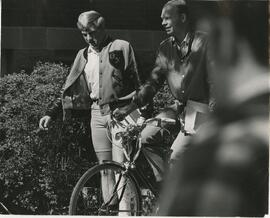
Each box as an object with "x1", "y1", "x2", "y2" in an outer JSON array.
[{"x1": 0, "y1": 0, "x2": 269, "y2": 216}]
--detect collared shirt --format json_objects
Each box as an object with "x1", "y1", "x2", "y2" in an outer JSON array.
[
  {"x1": 172, "y1": 32, "x2": 191, "y2": 61},
  {"x1": 133, "y1": 31, "x2": 214, "y2": 132},
  {"x1": 135, "y1": 31, "x2": 213, "y2": 107},
  {"x1": 84, "y1": 46, "x2": 100, "y2": 100}
]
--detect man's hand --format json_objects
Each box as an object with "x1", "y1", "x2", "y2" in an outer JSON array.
[
  {"x1": 167, "y1": 100, "x2": 185, "y2": 114},
  {"x1": 112, "y1": 102, "x2": 138, "y2": 121},
  {"x1": 39, "y1": 115, "x2": 52, "y2": 130}
]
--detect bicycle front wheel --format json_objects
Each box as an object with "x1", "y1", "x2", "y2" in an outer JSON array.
[{"x1": 69, "y1": 162, "x2": 142, "y2": 216}]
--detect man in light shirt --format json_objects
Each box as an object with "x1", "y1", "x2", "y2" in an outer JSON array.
[{"x1": 39, "y1": 10, "x2": 143, "y2": 215}]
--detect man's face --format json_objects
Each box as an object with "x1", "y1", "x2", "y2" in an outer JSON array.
[
  {"x1": 80, "y1": 20, "x2": 105, "y2": 47},
  {"x1": 161, "y1": 6, "x2": 183, "y2": 36}
]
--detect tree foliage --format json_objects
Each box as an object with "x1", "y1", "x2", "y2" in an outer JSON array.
[
  {"x1": 0, "y1": 62, "x2": 96, "y2": 214},
  {"x1": 0, "y1": 62, "x2": 174, "y2": 214}
]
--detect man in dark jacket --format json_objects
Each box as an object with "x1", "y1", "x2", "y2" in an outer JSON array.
[
  {"x1": 113, "y1": 0, "x2": 214, "y2": 182},
  {"x1": 158, "y1": 1, "x2": 269, "y2": 216}
]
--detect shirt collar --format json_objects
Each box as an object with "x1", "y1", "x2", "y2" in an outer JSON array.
[
  {"x1": 172, "y1": 32, "x2": 191, "y2": 48},
  {"x1": 88, "y1": 35, "x2": 113, "y2": 53},
  {"x1": 172, "y1": 32, "x2": 194, "y2": 58},
  {"x1": 88, "y1": 45, "x2": 97, "y2": 54}
]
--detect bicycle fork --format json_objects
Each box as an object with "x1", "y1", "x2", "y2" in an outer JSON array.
[{"x1": 100, "y1": 167, "x2": 140, "y2": 215}]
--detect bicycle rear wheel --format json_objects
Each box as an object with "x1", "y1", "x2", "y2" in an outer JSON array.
[{"x1": 69, "y1": 162, "x2": 142, "y2": 216}]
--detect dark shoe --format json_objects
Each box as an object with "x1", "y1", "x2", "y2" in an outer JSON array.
[
  {"x1": 108, "y1": 203, "x2": 119, "y2": 215},
  {"x1": 99, "y1": 203, "x2": 119, "y2": 216}
]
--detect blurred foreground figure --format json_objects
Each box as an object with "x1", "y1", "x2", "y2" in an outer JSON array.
[{"x1": 158, "y1": 1, "x2": 269, "y2": 216}]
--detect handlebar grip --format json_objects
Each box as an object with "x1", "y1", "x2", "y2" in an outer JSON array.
[
  {"x1": 145, "y1": 117, "x2": 176, "y2": 126},
  {"x1": 160, "y1": 117, "x2": 176, "y2": 125}
]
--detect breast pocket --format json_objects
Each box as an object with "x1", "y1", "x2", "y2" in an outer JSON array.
[
  {"x1": 109, "y1": 50, "x2": 125, "y2": 71},
  {"x1": 109, "y1": 50, "x2": 125, "y2": 90}
]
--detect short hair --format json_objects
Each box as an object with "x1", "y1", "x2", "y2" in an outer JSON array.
[
  {"x1": 77, "y1": 11, "x2": 105, "y2": 31},
  {"x1": 163, "y1": 0, "x2": 189, "y2": 17}
]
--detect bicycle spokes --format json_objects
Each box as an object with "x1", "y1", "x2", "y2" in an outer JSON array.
[
  {"x1": 102, "y1": 171, "x2": 140, "y2": 215},
  {"x1": 70, "y1": 165, "x2": 141, "y2": 216}
]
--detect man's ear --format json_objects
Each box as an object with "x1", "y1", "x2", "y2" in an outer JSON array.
[{"x1": 181, "y1": 14, "x2": 186, "y2": 23}]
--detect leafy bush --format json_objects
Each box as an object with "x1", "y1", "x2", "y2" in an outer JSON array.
[
  {"x1": 153, "y1": 83, "x2": 175, "y2": 115},
  {"x1": 0, "y1": 61, "x2": 175, "y2": 215},
  {"x1": 0, "y1": 62, "x2": 96, "y2": 214}
]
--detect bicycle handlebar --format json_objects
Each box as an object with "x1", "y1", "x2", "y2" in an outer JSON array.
[
  {"x1": 125, "y1": 117, "x2": 176, "y2": 162},
  {"x1": 143, "y1": 117, "x2": 176, "y2": 126}
]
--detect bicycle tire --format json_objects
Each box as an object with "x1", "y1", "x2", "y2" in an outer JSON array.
[{"x1": 69, "y1": 162, "x2": 142, "y2": 216}]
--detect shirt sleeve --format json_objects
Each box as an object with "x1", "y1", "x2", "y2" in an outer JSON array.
[
  {"x1": 133, "y1": 48, "x2": 167, "y2": 107},
  {"x1": 45, "y1": 50, "x2": 81, "y2": 119},
  {"x1": 45, "y1": 97, "x2": 62, "y2": 120},
  {"x1": 123, "y1": 43, "x2": 142, "y2": 90}
]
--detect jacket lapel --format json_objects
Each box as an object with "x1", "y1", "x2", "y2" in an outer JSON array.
[
  {"x1": 64, "y1": 48, "x2": 87, "y2": 90},
  {"x1": 63, "y1": 36, "x2": 113, "y2": 91}
]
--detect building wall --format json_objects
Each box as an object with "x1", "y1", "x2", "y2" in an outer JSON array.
[
  {"x1": 1, "y1": 27, "x2": 165, "y2": 77},
  {"x1": 2, "y1": 0, "x2": 167, "y2": 29},
  {"x1": 1, "y1": 0, "x2": 219, "y2": 76},
  {"x1": 1, "y1": 0, "x2": 170, "y2": 76}
]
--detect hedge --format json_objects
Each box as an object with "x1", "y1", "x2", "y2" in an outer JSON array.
[
  {"x1": 0, "y1": 62, "x2": 98, "y2": 214},
  {"x1": 0, "y1": 61, "x2": 175, "y2": 215}
]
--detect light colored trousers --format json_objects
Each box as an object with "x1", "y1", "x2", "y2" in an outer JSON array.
[
  {"x1": 142, "y1": 100, "x2": 209, "y2": 181},
  {"x1": 90, "y1": 102, "x2": 132, "y2": 216}
]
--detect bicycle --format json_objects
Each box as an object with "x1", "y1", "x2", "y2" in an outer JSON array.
[
  {"x1": 69, "y1": 116, "x2": 176, "y2": 216},
  {"x1": 0, "y1": 201, "x2": 11, "y2": 214}
]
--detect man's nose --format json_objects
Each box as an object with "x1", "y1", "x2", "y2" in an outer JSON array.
[
  {"x1": 161, "y1": 20, "x2": 166, "y2": 26},
  {"x1": 86, "y1": 34, "x2": 93, "y2": 42}
]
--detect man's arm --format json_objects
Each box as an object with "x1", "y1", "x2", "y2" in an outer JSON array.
[
  {"x1": 133, "y1": 49, "x2": 167, "y2": 107},
  {"x1": 39, "y1": 94, "x2": 62, "y2": 130},
  {"x1": 45, "y1": 97, "x2": 62, "y2": 120},
  {"x1": 126, "y1": 43, "x2": 142, "y2": 90},
  {"x1": 39, "y1": 49, "x2": 85, "y2": 129},
  {"x1": 113, "y1": 48, "x2": 167, "y2": 120}
]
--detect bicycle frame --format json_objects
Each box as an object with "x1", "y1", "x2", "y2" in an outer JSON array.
[
  {"x1": 69, "y1": 116, "x2": 176, "y2": 215},
  {"x1": 102, "y1": 116, "x2": 176, "y2": 205},
  {"x1": 133, "y1": 164, "x2": 159, "y2": 197},
  {"x1": 103, "y1": 159, "x2": 159, "y2": 198},
  {"x1": 108, "y1": 116, "x2": 176, "y2": 197}
]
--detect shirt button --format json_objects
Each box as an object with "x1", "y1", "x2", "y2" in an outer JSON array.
[
  {"x1": 182, "y1": 90, "x2": 185, "y2": 93},
  {"x1": 182, "y1": 75, "x2": 185, "y2": 78}
]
